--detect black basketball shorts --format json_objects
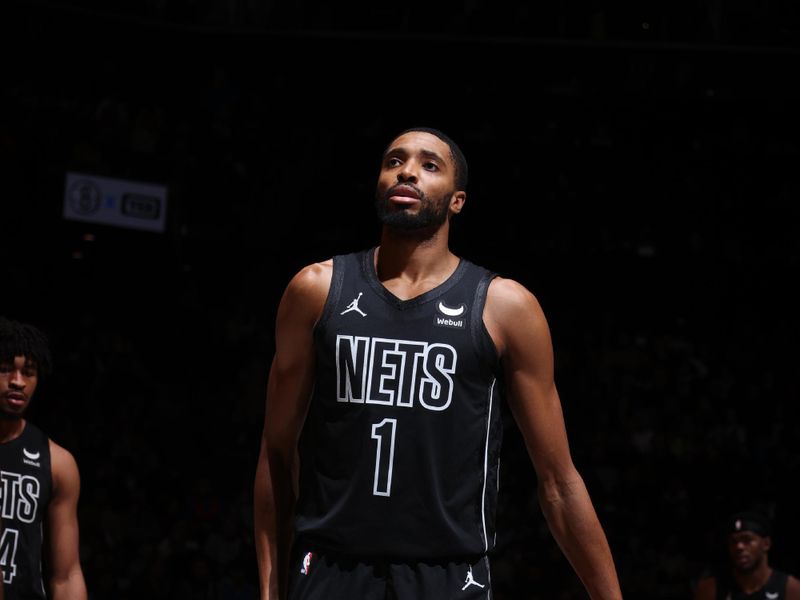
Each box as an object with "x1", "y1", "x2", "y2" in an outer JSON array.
[{"x1": 288, "y1": 550, "x2": 493, "y2": 600}]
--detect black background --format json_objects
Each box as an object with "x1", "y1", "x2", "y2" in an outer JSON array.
[{"x1": 2, "y1": 1, "x2": 800, "y2": 598}]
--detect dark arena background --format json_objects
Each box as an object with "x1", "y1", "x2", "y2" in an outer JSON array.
[{"x1": 2, "y1": 1, "x2": 800, "y2": 598}]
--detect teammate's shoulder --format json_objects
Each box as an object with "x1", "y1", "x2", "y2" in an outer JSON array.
[
  {"x1": 46, "y1": 439, "x2": 82, "y2": 498},
  {"x1": 48, "y1": 438, "x2": 77, "y2": 463},
  {"x1": 48, "y1": 438, "x2": 81, "y2": 480},
  {"x1": 785, "y1": 572, "x2": 800, "y2": 595},
  {"x1": 691, "y1": 574, "x2": 717, "y2": 600}
]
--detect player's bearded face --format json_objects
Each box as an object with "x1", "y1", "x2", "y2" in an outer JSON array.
[
  {"x1": 0, "y1": 406, "x2": 24, "y2": 420},
  {"x1": 374, "y1": 185, "x2": 452, "y2": 233}
]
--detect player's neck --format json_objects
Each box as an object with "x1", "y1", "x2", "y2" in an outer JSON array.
[
  {"x1": 374, "y1": 232, "x2": 459, "y2": 299},
  {"x1": 733, "y1": 563, "x2": 772, "y2": 594},
  {"x1": 0, "y1": 416, "x2": 27, "y2": 444}
]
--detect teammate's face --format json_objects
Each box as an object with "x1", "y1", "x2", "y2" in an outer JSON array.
[
  {"x1": 727, "y1": 531, "x2": 770, "y2": 573},
  {"x1": 0, "y1": 356, "x2": 38, "y2": 420},
  {"x1": 374, "y1": 131, "x2": 465, "y2": 233}
]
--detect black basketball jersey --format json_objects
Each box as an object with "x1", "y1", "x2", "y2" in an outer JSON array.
[
  {"x1": 715, "y1": 569, "x2": 789, "y2": 600},
  {"x1": 0, "y1": 422, "x2": 52, "y2": 600},
  {"x1": 294, "y1": 247, "x2": 504, "y2": 559}
]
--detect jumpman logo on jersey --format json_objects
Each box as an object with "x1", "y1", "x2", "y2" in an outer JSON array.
[
  {"x1": 341, "y1": 292, "x2": 367, "y2": 317},
  {"x1": 461, "y1": 565, "x2": 485, "y2": 591}
]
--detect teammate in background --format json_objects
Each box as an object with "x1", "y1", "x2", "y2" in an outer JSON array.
[
  {"x1": 693, "y1": 510, "x2": 800, "y2": 600},
  {"x1": 253, "y1": 126, "x2": 623, "y2": 599},
  {"x1": 0, "y1": 316, "x2": 87, "y2": 600}
]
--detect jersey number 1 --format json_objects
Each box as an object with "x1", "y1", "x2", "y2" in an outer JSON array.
[{"x1": 371, "y1": 418, "x2": 397, "y2": 496}]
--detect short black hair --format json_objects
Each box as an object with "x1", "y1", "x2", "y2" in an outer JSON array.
[
  {"x1": 391, "y1": 126, "x2": 469, "y2": 191},
  {"x1": 0, "y1": 316, "x2": 53, "y2": 378}
]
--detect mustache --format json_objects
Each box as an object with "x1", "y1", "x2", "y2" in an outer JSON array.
[{"x1": 384, "y1": 183, "x2": 424, "y2": 200}]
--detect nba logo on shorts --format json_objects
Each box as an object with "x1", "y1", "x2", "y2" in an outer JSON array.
[{"x1": 300, "y1": 551, "x2": 313, "y2": 575}]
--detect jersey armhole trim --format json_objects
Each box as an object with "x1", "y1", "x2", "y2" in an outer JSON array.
[
  {"x1": 314, "y1": 255, "x2": 346, "y2": 335},
  {"x1": 470, "y1": 271, "x2": 500, "y2": 371}
]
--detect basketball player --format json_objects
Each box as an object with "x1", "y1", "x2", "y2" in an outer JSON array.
[
  {"x1": 0, "y1": 317, "x2": 87, "y2": 600},
  {"x1": 693, "y1": 510, "x2": 800, "y2": 600},
  {"x1": 253, "y1": 127, "x2": 623, "y2": 599}
]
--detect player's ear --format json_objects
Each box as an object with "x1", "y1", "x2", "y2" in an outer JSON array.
[{"x1": 450, "y1": 191, "x2": 466, "y2": 215}]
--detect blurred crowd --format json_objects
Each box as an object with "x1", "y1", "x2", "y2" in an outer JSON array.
[
  {"x1": 9, "y1": 0, "x2": 800, "y2": 46},
  {"x1": 3, "y1": 4, "x2": 800, "y2": 599}
]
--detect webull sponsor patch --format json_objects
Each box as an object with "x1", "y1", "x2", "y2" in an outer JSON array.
[{"x1": 434, "y1": 315, "x2": 465, "y2": 329}]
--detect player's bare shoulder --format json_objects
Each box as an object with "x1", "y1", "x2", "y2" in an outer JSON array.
[
  {"x1": 786, "y1": 573, "x2": 800, "y2": 600},
  {"x1": 691, "y1": 575, "x2": 716, "y2": 600},
  {"x1": 281, "y1": 260, "x2": 332, "y2": 303},
  {"x1": 48, "y1": 438, "x2": 81, "y2": 494},
  {"x1": 484, "y1": 276, "x2": 551, "y2": 357},
  {"x1": 277, "y1": 259, "x2": 334, "y2": 326},
  {"x1": 485, "y1": 276, "x2": 547, "y2": 324}
]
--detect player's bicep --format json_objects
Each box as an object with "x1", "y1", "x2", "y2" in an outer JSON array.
[
  {"x1": 786, "y1": 575, "x2": 800, "y2": 600},
  {"x1": 692, "y1": 577, "x2": 716, "y2": 600},
  {"x1": 46, "y1": 444, "x2": 82, "y2": 578},
  {"x1": 263, "y1": 263, "x2": 331, "y2": 457},
  {"x1": 486, "y1": 279, "x2": 576, "y2": 481}
]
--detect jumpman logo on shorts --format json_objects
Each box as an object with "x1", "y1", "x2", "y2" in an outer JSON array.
[
  {"x1": 341, "y1": 292, "x2": 367, "y2": 317},
  {"x1": 461, "y1": 565, "x2": 485, "y2": 591}
]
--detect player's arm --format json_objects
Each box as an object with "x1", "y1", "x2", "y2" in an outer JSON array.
[
  {"x1": 691, "y1": 576, "x2": 716, "y2": 600},
  {"x1": 786, "y1": 574, "x2": 800, "y2": 600},
  {"x1": 254, "y1": 261, "x2": 332, "y2": 600},
  {"x1": 485, "y1": 277, "x2": 623, "y2": 600},
  {"x1": 46, "y1": 441, "x2": 88, "y2": 600}
]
